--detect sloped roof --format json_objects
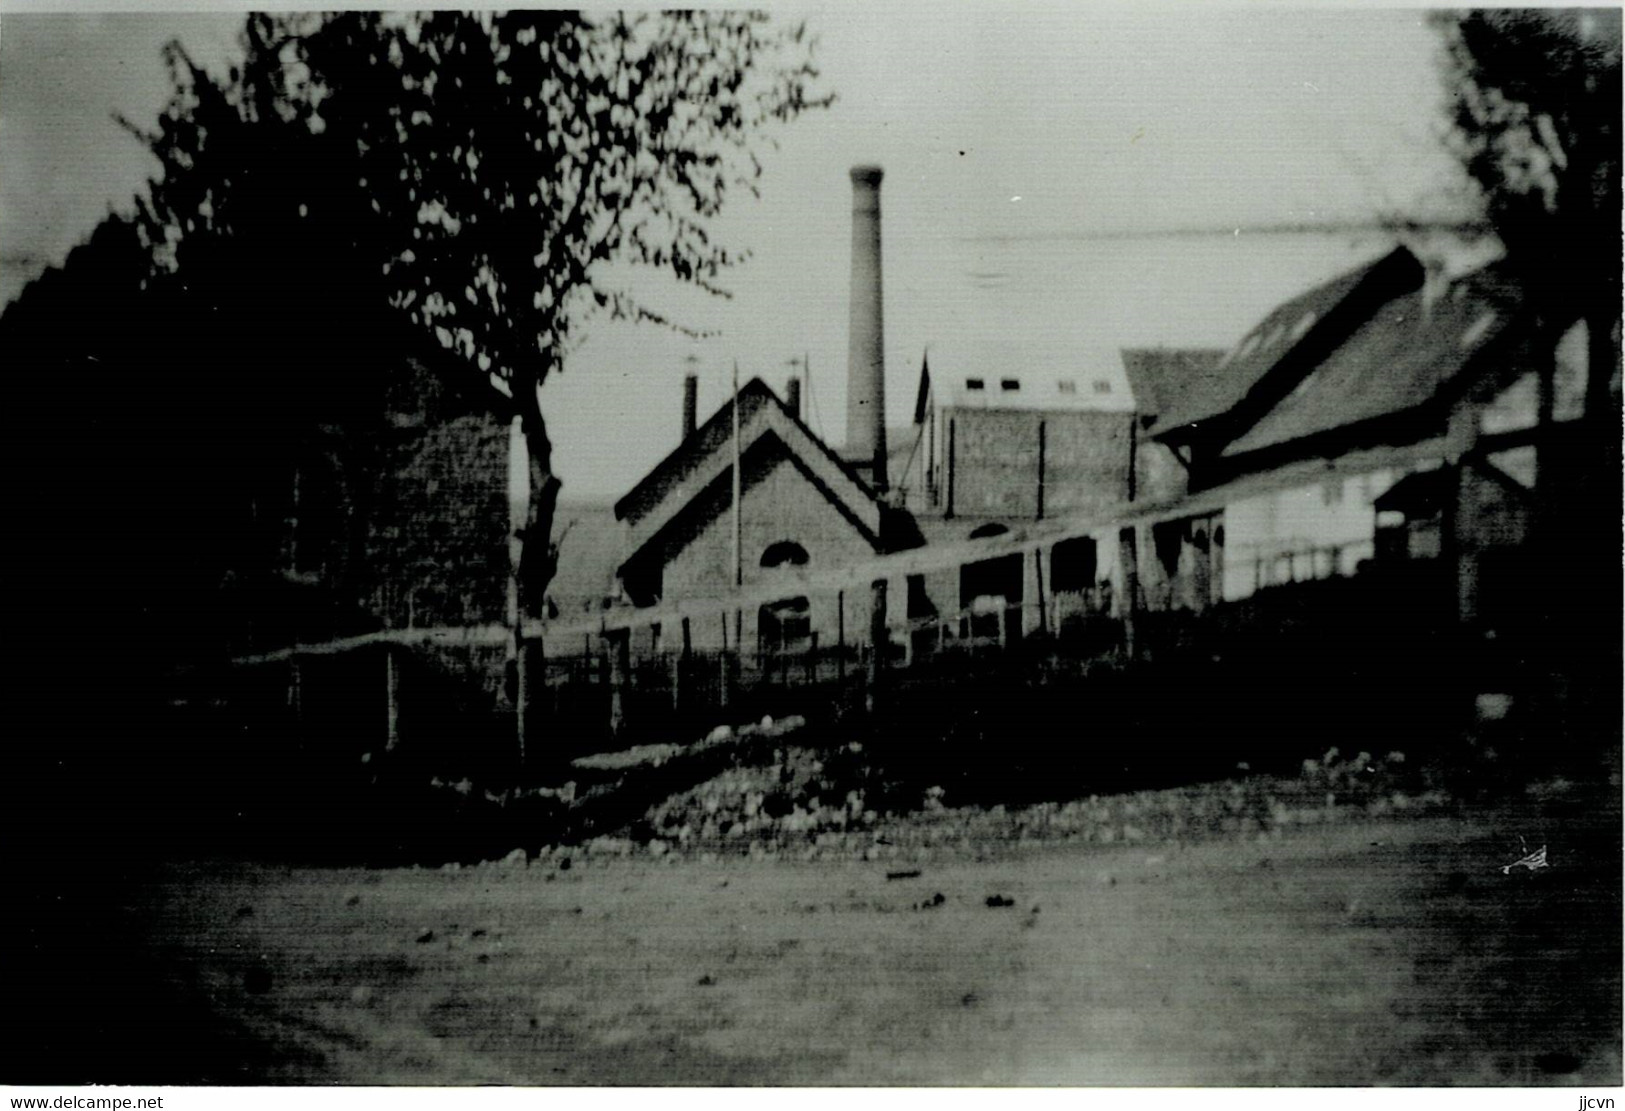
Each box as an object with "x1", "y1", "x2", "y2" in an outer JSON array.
[
  {"x1": 614, "y1": 377, "x2": 891, "y2": 570},
  {"x1": 1222, "y1": 265, "x2": 1525, "y2": 457},
  {"x1": 615, "y1": 378, "x2": 876, "y2": 525},
  {"x1": 1149, "y1": 245, "x2": 1424, "y2": 441},
  {"x1": 1119, "y1": 348, "x2": 1227, "y2": 419}
]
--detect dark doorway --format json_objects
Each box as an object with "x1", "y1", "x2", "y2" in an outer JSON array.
[
  {"x1": 758, "y1": 596, "x2": 811, "y2": 654},
  {"x1": 1050, "y1": 536, "x2": 1098, "y2": 593}
]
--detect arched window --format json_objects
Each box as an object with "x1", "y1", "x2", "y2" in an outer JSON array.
[{"x1": 760, "y1": 540, "x2": 810, "y2": 568}]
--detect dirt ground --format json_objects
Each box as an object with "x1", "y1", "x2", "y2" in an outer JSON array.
[{"x1": 70, "y1": 785, "x2": 1619, "y2": 1087}]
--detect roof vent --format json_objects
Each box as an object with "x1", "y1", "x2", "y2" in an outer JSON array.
[
  {"x1": 966, "y1": 377, "x2": 985, "y2": 391},
  {"x1": 1000, "y1": 378, "x2": 1020, "y2": 391}
]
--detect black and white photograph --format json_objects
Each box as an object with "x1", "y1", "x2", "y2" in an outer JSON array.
[{"x1": 3, "y1": 2, "x2": 1620, "y2": 1092}]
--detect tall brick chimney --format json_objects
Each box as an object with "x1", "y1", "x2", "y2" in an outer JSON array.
[
  {"x1": 785, "y1": 376, "x2": 802, "y2": 419},
  {"x1": 846, "y1": 165, "x2": 887, "y2": 490},
  {"x1": 681, "y1": 371, "x2": 698, "y2": 441}
]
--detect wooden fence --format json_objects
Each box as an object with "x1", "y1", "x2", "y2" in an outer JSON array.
[{"x1": 210, "y1": 539, "x2": 1477, "y2": 785}]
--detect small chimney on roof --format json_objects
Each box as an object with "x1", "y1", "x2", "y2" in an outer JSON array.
[
  {"x1": 681, "y1": 371, "x2": 698, "y2": 441},
  {"x1": 846, "y1": 164, "x2": 888, "y2": 491},
  {"x1": 785, "y1": 376, "x2": 802, "y2": 419}
]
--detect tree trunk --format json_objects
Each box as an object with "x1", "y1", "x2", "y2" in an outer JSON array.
[{"x1": 510, "y1": 382, "x2": 563, "y2": 771}]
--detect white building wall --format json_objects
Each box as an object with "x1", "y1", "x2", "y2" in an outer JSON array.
[{"x1": 1221, "y1": 469, "x2": 1399, "y2": 600}]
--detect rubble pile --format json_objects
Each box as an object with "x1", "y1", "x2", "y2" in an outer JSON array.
[{"x1": 584, "y1": 744, "x2": 1448, "y2": 862}]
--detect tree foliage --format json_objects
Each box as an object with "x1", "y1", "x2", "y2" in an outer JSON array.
[
  {"x1": 125, "y1": 10, "x2": 829, "y2": 616},
  {"x1": 1433, "y1": 8, "x2": 1621, "y2": 306}
]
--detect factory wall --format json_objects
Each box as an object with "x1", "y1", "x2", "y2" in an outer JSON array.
[{"x1": 944, "y1": 407, "x2": 1132, "y2": 520}]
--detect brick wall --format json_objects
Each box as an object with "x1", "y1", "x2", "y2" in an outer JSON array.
[
  {"x1": 657, "y1": 445, "x2": 881, "y2": 649},
  {"x1": 367, "y1": 412, "x2": 510, "y2": 630},
  {"x1": 946, "y1": 408, "x2": 1132, "y2": 519}
]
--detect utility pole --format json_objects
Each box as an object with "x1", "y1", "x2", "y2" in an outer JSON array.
[
  {"x1": 732, "y1": 358, "x2": 743, "y2": 590},
  {"x1": 732, "y1": 359, "x2": 744, "y2": 653}
]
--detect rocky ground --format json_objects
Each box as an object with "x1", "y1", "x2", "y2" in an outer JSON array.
[{"x1": 20, "y1": 751, "x2": 1620, "y2": 1087}]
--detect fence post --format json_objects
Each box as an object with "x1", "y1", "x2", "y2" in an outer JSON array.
[
  {"x1": 1033, "y1": 547, "x2": 1048, "y2": 637},
  {"x1": 288, "y1": 657, "x2": 303, "y2": 729},
  {"x1": 719, "y1": 611, "x2": 731, "y2": 709},
  {"x1": 515, "y1": 633, "x2": 534, "y2": 768},
  {"x1": 608, "y1": 628, "x2": 631, "y2": 737},
  {"x1": 385, "y1": 645, "x2": 400, "y2": 752},
  {"x1": 836, "y1": 590, "x2": 846, "y2": 685},
  {"x1": 676, "y1": 616, "x2": 691, "y2": 714},
  {"x1": 866, "y1": 578, "x2": 888, "y2": 714},
  {"x1": 1119, "y1": 526, "x2": 1140, "y2": 660}
]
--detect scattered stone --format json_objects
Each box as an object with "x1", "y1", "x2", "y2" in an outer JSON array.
[
  {"x1": 885, "y1": 869, "x2": 922, "y2": 881},
  {"x1": 985, "y1": 895, "x2": 1015, "y2": 908},
  {"x1": 470, "y1": 928, "x2": 487, "y2": 938},
  {"x1": 415, "y1": 928, "x2": 436, "y2": 943},
  {"x1": 476, "y1": 954, "x2": 490, "y2": 964},
  {"x1": 503, "y1": 848, "x2": 528, "y2": 867},
  {"x1": 917, "y1": 892, "x2": 946, "y2": 910},
  {"x1": 960, "y1": 992, "x2": 979, "y2": 1007},
  {"x1": 706, "y1": 725, "x2": 733, "y2": 745},
  {"x1": 696, "y1": 974, "x2": 715, "y2": 987},
  {"x1": 344, "y1": 894, "x2": 362, "y2": 907},
  {"x1": 234, "y1": 905, "x2": 254, "y2": 918}
]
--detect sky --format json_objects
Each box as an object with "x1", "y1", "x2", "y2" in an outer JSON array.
[{"x1": 0, "y1": 4, "x2": 1474, "y2": 500}]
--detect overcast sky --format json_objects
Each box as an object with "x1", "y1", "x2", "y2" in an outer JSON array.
[{"x1": 0, "y1": 5, "x2": 1472, "y2": 499}]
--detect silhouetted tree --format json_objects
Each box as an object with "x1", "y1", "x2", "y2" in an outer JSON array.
[
  {"x1": 1432, "y1": 8, "x2": 1621, "y2": 735},
  {"x1": 127, "y1": 11, "x2": 829, "y2": 626},
  {"x1": 1433, "y1": 9, "x2": 1620, "y2": 407}
]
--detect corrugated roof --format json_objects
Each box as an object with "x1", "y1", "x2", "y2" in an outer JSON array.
[
  {"x1": 1147, "y1": 245, "x2": 1423, "y2": 440},
  {"x1": 1222, "y1": 266, "x2": 1525, "y2": 457},
  {"x1": 1119, "y1": 348, "x2": 1227, "y2": 418}
]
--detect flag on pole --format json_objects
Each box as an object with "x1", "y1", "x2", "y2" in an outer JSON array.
[{"x1": 912, "y1": 350, "x2": 933, "y2": 425}]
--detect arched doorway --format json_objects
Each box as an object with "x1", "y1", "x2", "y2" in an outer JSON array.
[
  {"x1": 758, "y1": 541, "x2": 811, "y2": 655},
  {"x1": 959, "y1": 524, "x2": 1023, "y2": 641}
]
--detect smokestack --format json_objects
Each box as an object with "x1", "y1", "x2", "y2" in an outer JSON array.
[
  {"x1": 846, "y1": 165, "x2": 887, "y2": 491},
  {"x1": 786, "y1": 376, "x2": 802, "y2": 419},
  {"x1": 681, "y1": 372, "x2": 698, "y2": 441}
]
